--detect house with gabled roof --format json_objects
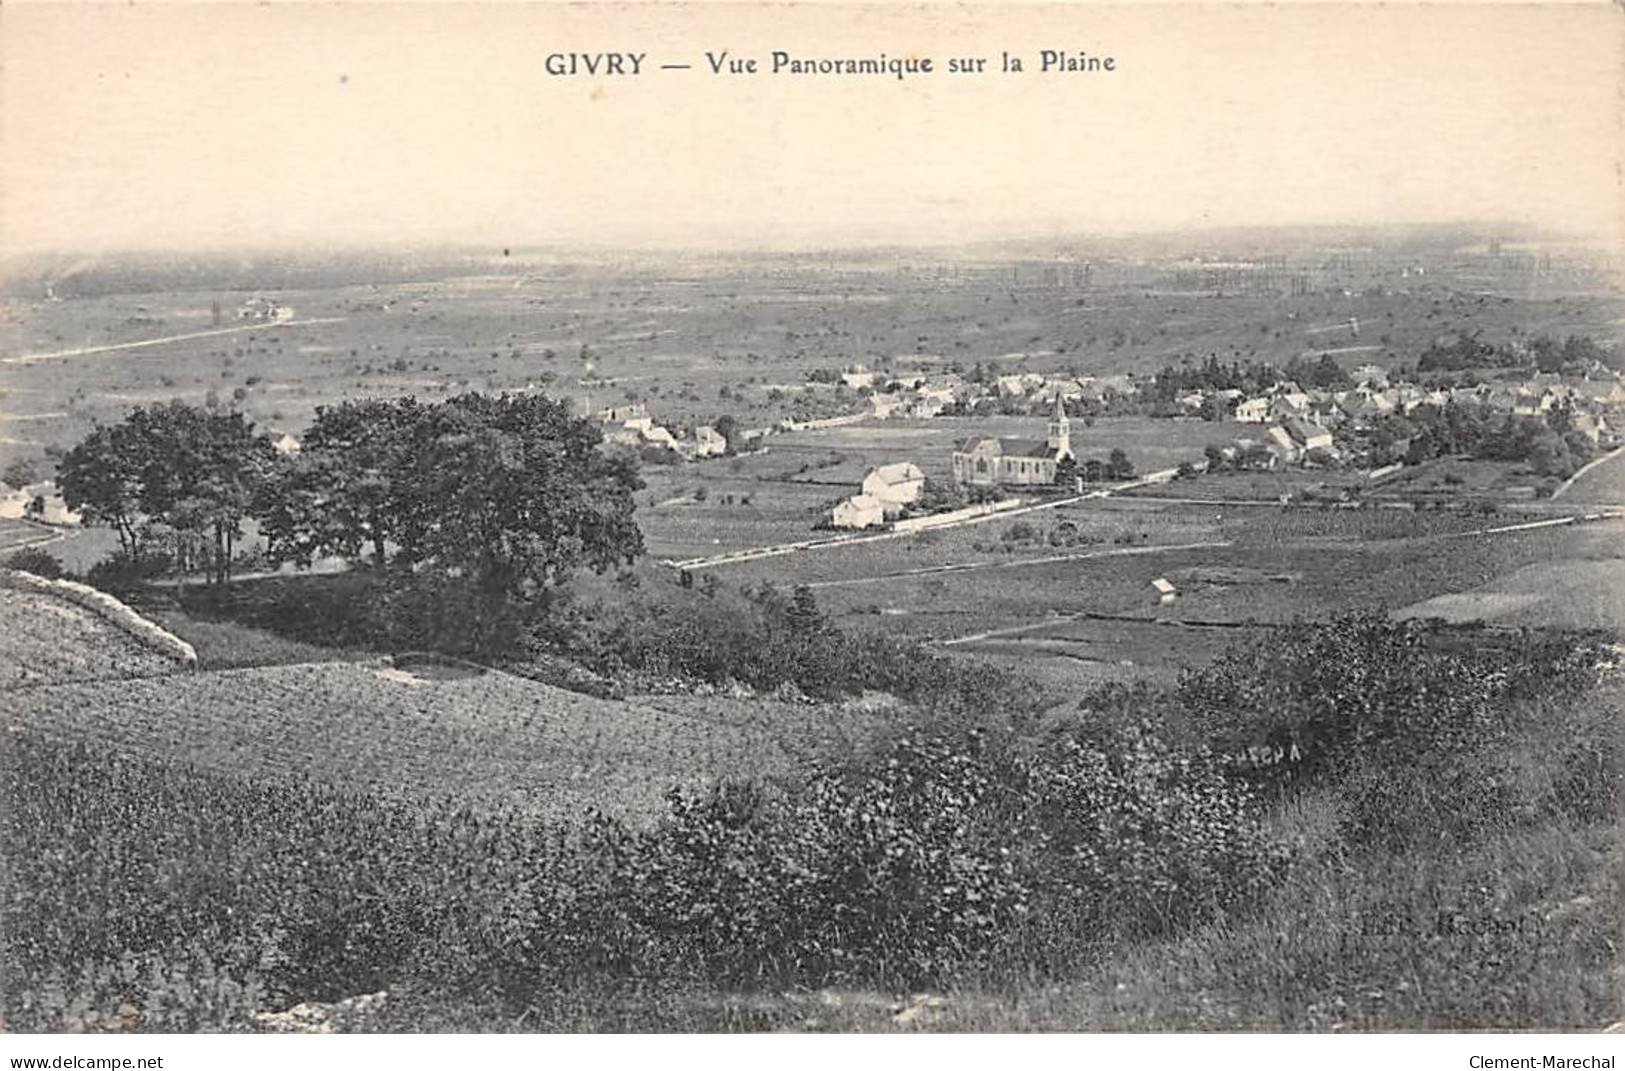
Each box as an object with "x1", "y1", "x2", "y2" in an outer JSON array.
[
  {"x1": 862, "y1": 462, "x2": 926, "y2": 506},
  {"x1": 831, "y1": 493, "x2": 886, "y2": 529}
]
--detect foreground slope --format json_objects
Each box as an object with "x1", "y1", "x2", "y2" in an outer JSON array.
[
  {"x1": 2, "y1": 659, "x2": 883, "y2": 823},
  {"x1": 0, "y1": 584, "x2": 186, "y2": 689}
]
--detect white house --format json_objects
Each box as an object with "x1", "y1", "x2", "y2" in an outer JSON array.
[
  {"x1": 691, "y1": 425, "x2": 727, "y2": 458},
  {"x1": 1269, "y1": 393, "x2": 1312, "y2": 422},
  {"x1": 862, "y1": 462, "x2": 926, "y2": 506},
  {"x1": 831, "y1": 493, "x2": 886, "y2": 529},
  {"x1": 640, "y1": 425, "x2": 680, "y2": 450},
  {"x1": 1264, "y1": 424, "x2": 1300, "y2": 461},
  {"x1": 870, "y1": 392, "x2": 908, "y2": 418},
  {"x1": 840, "y1": 366, "x2": 876, "y2": 390},
  {"x1": 1235, "y1": 396, "x2": 1272, "y2": 423}
]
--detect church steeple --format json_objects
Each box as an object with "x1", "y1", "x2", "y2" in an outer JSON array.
[{"x1": 1048, "y1": 395, "x2": 1072, "y2": 460}]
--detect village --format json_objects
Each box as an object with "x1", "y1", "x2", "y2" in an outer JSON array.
[{"x1": 554, "y1": 335, "x2": 1625, "y2": 538}]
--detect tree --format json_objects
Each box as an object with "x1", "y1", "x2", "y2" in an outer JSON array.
[
  {"x1": 713, "y1": 413, "x2": 742, "y2": 455},
  {"x1": 390, "y1": 393, "x2": 644, "y2": 599},
  {"x1": 785, "y1": 585, "x2": 826, "y2": 634},
  {"x1": 1108, "y1": 448, "x2": 1135, "y2": 480},
  {"x1": 57, "y1": 424, "x2": 147, "y2": 559},
  {"x1": 1198, "y1": 394, "x2": 1233, "y2": 422},
  {"x1": 59, "y1": 402, "x2": 276, "y2": 584},
  {"x1": 2, "y1": 458, "x2": 40, "y2": 489},
  {"x1": 257, "y1": 398, "x2": 422, "y2": 569}
]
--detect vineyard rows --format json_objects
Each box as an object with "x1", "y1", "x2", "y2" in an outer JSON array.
[
  {"x1": 2, "y1": 661, "x2": 875, "y2": 823},
  {"x1": 0, "y1": 587, "x2": 181, "y2": 690}
]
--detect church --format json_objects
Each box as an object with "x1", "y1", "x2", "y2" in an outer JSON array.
[{"x1": 951, "y1": 397, "x2": 1073, "y2": 487}]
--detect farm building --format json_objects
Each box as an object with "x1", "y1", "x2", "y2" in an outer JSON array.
[
  {"x1": 690, "y1": 425, "x2": 727, "y2": 458},
  {"x1": 1235, "y1": 396, "x2": 1272, "y2": 423},
  {"x1": 1264, "y1": 425, "x2": 1299, "y2": 462},
  {"x1": 840, "y1": 365, "x2": 876, "y2": 390},
  {"x1": 1284, "y1": 418, "x2": 1334, "y2": 453},
  {"x1": 952, "y1": 398, "x2": 1073, "y2": 487},
  {"x1": 869, "y1": 392, "x2": 908, "y2": 418},
  {"x1": 596, "y1": 403, "x2": 652, "y2": 431},
  {"x1": 1268, "y1": 393, "x2": 1312, "y2": 422},
  {"x1": 862, "y1": 462, "x2": 926, "y2": 506},
  {"x1": 831, "y1": 493, "x2": 886, "y2": 529}
]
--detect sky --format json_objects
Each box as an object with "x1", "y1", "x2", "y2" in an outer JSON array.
[{"x1": 2, "y1": 2, "x2": 1620, "y2": 255}]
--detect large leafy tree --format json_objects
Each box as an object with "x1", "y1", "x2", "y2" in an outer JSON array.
[
  {"x1": 57, "y1": 424, "x2": 147, "y2": 559},
  {"x1": 59, "y1": 402, "x2": 276, "y2": 583},
  {"x1": 390, "y1": 393, "x2": 644, "y2": 598},
  {"x1": 257, "y1": 399, "x2": 422, "y2": 568}
]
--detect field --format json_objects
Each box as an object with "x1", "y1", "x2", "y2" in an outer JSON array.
[
  {"x1": 684, "y1": 494, "x2": 1625, "y2": 686},
  {"x1": 0, "y1": 585, "x2": 181, "y2": 688},
  {"x1": 3, "y1": 250, "x2": 1620, "y2": 476},
  {"x1": 3, "y1": 659, "x2": 890, "y2": 824},
  {"x1": 1558, "y1": 447, "x2": 1625, "y2": 504},
  {"x1": 0, "y1": 517, "x2": 57, "y2": 553}
]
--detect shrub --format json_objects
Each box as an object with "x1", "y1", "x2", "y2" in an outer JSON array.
[
  {"x1": 1337, "y1": 757, "x2": 1520, "y2": 854},
  {"x1": 1176, "y1": 612, "x2": 1607, "y2": 791},
  {"x1": 3, "y1": 546, "x2": 63, "y2": 579},
  {"x1": 3, "y1": 707, "x2": 1292, "y2": 1019}
]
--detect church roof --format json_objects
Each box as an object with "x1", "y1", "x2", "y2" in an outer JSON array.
[
  {"x1": 1000, "y1": 437, "x2": 1058, "y2": 458},
  {"x1": 953, "y1": 436, "x2": 1061, "y2": 459}
]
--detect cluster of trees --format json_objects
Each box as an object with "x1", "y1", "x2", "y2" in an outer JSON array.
[
  {"x1": 1415, "y1": 332, "x2": 1528, "y2": 373},
  {"x1": 58, "y1": 394, "x2": 645, "y2": 595},
  {"x1": 57, "y1": 405, "x2": 277, "y2": 585},
  {"x1": 1056, "y1": 449, "x2": 1134, "y2": 484},
  {"x1": 1357, "y1": 400, "x2": 1598, "y2": 477},
  {"x1": 1417, "y1": 331, "x2": 1614, "y2": 375},
  {"x1": 1529, "y1": 334, "x2": 1615, "y2": 374},
  {"x1": 1203, "y1": 441, "x2": 1275, "y2": 474},
  {"x1": 1148, "y1": 353, "x2": 1353, "y2": 403}
]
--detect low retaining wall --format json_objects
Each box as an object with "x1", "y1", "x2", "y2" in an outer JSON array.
[
  {"x1": 1, "y1": 569, "x2": 198, "y2": 667},
  {"x1": 893, "y1": 497, "x2": 1024, "y2": 533}
]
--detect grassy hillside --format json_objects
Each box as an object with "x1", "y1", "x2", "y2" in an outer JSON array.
[{"x1": 2, "y1": 610, "x2": 1616, "y2": 1031}]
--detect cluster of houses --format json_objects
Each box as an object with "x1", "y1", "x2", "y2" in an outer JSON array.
[
  {"x1": 827, "y1": 400, "x2": 1081, "y2": 527},
  {"x1": 1185, "y1": 364, "x2": 1623, "y2": 469},
  {"x1": 593, "y1": 403, "x2": 731, "y2": 461},
  {"x1": 839, "y1": 363, "x2": 1140, "y2": 422}
]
